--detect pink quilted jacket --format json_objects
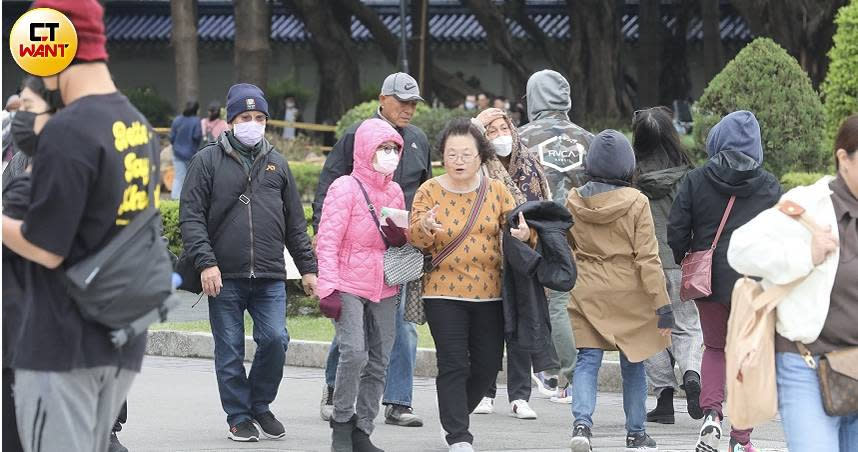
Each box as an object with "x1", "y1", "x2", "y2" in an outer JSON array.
[{"x1": 316, "y1": 119, "x2": 406, "y2": 302}]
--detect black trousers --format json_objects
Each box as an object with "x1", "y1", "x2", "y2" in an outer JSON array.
[
  {"x1": 485, "y1": 341, "x2": 533, "y2": 402},
  {"x1": 112, "y1": 401, "x2": 127, "y2": 433},
  {"x1": 3, "y1": 367, "x2": 23, "y2": 452},
  {"x1": 425, "y1": 299, "x2": 504, "y2": 445}
]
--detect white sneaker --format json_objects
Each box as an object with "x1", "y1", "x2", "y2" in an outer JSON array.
[
  {"x1": 473, "y1": 397, "x2": 494, "y2": 414},
  {"x1": 550, "y1": 386, "x2": 573, "y2": 404},
  {"x1": 449, "y1": 442, "x2": 474, "y2": 451},
  {"x1": 531, "y1": 371, "x2": 560, "y2": 397},
  {"x1": 509, "y1": 399, "x2": 538, "y2": 419}
]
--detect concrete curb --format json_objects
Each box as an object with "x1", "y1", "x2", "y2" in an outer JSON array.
[{"x1": 147, "y1": 330, "x2": 662, "y2": 394}]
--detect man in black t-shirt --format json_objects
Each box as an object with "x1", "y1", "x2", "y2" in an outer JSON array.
[{"x1": 1, "y1": 2, "x2": 156, "y2": 451}]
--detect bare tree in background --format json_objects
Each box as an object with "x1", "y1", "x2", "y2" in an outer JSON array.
[
  {"x1": 171, "y1": 0, "x2": 199, "y2": 109},
  {"x1": 291, "y1": 0, "x2": 360, "y2": 124},
  {"x1": 637, "y1": 0, "x2": 662, "y2": 108},
  {"x1": 659, "y1": 1, "x2": 693, "y2": 105},
  {"x1": 339, "y1": 0, "x2": 473, "y2": 106},
  {"x1": 233, "y1": 0, "x2": 271, "y2": 91},
  {"x1": 565, "y1": 0, "x2": 630, "y2": 122},
  {"x1": 700, "y1": 0, "x2": 723, "y2": 84},
  {"x1": 461, "y1": 0, "x2": 531, "y2": 98},
  {"x1": 731, "y1": 0, "x2": 846, "y2": 87}
]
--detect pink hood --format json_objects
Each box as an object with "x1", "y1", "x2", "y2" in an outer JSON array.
[
  {"x1": 315, "y1": 118, "x2": 406, "y2": 302},
  {"x1": 352, "y1": 118, "x2": 404, "y2": 189}
]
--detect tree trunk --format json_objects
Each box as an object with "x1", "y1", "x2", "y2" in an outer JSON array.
[
  {"x1": 636, "y1": 0, "x2": 661, "y2": 108},
  {"x1": 564, "y1": 0, "x2": 628, "y2": 123},
  {"x1": 341, "y1": 0, "x2": 472, "y2": 106},
  {"x1": 731, "y1": 0, "x2": 846, "y2": 87},
  {"x1": 171, "y1": 0, "x2": 198, "y2": 109},
  {"x1": 461, "y1": 0, "x2": 530, "y2": 98},
  {"x1": 700, "y1": 0, "x2": 723, "y2": 84},
  {"x1": 659, "y1": 1, "x2": 692, "y2": 104},
  {"x1": 233, "y1": 0, "x2": 270, "y2": 91},
  {"x1": 292, "y1": 0, "x2": 360, "y2": 124}
]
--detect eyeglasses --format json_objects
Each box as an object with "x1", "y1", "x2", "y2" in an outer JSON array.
[
  {"x1": 377, "y1": 145, "x2": 400, "y2": 154},
  {"x1": 445, "y1": 153, "x2": 478, "y2": 163}
]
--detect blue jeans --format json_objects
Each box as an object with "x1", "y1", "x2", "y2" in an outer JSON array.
[
  {"x1": 209, "y1": 278, "x2": 289, "y2": 426},
  {"x1": 325, "y1": 287, "x2": 418, "y2": 406},
  {"x1": 572, "y1": 348, "x2": 647, "y2": 434},
  {"x1": 171, "y1": 158, "x2": 188, "y2": 200},
  {"x1": 777, "y1": 352, "x2": 858, "y2": 452}
]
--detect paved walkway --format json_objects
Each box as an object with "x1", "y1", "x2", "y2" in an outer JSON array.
[{"x1": 121, "y1": 356, "x2": 787, "y2": 452}]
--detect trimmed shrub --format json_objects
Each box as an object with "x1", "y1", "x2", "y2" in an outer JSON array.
[
  {"x1": 126, "y1": 87, "x2": 173, "y2": 128},
  {"x1": 159, "y1": 200, "x2": 182, "y2": 257},
  {"x1": 693, "y1": 38, "x2": 826, "y2": 176},
  {"x1": 822, "y1": 0, "x2": 858, "y2": 144},
  {"x1": 289, "y1": 161, "x2": 323, "y2": 202},
  {"x1": 780, "y1": 172, "x2": 828, "y2": 191}
]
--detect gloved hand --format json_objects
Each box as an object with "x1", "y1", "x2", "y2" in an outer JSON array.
[
  {"x1": 320, "y1": 291, "x2": 343, "y2": 321},
  {"x1": 381, "y1": 217, "x2": 408, "y2": 247},
  {"x1": 656, "y1": 305, "x2": 675, "y2": 329}
]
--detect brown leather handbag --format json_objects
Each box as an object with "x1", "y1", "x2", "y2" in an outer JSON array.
[
  {"x1": 679, "y1": 195, "x2": 736, "y2": 302},
  {"x1": 795, "y1": 343, "x2": 858, "y2": 416}
]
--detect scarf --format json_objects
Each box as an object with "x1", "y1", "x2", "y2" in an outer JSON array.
[{"x1": 481, "y1": 113, "x2": 551, "y2": 205}]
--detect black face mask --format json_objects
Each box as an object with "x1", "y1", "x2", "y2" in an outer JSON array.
[{"x1": 10, "y1": 111, "x2": 41, "y2": 157}]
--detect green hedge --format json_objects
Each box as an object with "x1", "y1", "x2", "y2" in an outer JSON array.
[
  {"x1": 289, "y1": 161, "x2": 323, "y2": 202},
  {"x1": 780, "y1": 172, "x2": 828, "y2": 191},
  {"x1": 159, "y1": 200, "x2": 182, "y2": 257},
  {"x1": 693, "y1": 38, "x2": 827, "y2": 177},
  {"x1": 822, "y1": 0, "x2": 858, "y2": 144}
]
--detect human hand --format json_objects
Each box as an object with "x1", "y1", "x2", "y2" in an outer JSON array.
[
  {"x1": 510, "y1": 212, "x2": 531, "y2": 242},
  {"x1": 301, "y1": 273, "x2": 318, "y2": 296},
  {"x1": 201, "y1": 266, "x2": 222, "y2": 297},
  {"x1": 811, "y1": 225, "x2": 838, "y2": 265},
  {"x1": 420, "y1": 205, "x2": 443, "y2": 235}
]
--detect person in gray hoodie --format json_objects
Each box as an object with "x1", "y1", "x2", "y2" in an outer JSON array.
[
  {"x1": 518, "y1": 70, "x2": 594, "y2": 402},
  {"x1": 632, "y1": 107, "x2": 704, "y2": 425}
]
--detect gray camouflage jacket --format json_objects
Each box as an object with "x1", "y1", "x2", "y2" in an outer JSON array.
[{"x1": 518, "y1": 112, "x2": 594, "y2": 205}]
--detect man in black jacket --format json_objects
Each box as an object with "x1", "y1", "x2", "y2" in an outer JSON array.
[
  {"x1": 313, "y1": 73, "x2": 431, "y2": 427},
  {"x1": 180, "y1": 83, "x2": 318, "y2": 442}
]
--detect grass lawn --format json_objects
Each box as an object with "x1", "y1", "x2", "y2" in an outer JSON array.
[{"x1": 152, "y1": 315, "x2": 436, "y2": 349}]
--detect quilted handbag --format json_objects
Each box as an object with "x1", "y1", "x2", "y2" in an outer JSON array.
[
  {"x1": 680, "y1": 195, "x2": 735, "y2": 301},
  {"x1": 353, "y1": 178, "x2": 426, "y2": 286}
]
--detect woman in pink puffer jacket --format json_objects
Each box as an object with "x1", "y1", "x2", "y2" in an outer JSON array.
[{"x1": 315, "y1": 118, "x2": 406, "y2": 452}]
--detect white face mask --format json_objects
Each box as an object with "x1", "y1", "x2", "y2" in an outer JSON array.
[
  {"x1": 373, "y1": 150, "x2": 400, "y2": 174},
  {"x1": 233, "y1": 121, "x2": 265, "y2": 147},
  {"x1": 491, "y1": 135, "x2": 513, "y2": 157}
]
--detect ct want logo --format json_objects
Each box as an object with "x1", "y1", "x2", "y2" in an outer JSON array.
[
  {"x1": 9, "y1": 8, "x2": 78, "y2": 76},
  {"x1": 536, "y1": 136, "x2": 585, "y2": 173}
]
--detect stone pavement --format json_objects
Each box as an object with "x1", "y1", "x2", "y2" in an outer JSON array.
[{"x1": 120, "y1": 356, "x2": 787, "y2": 452}]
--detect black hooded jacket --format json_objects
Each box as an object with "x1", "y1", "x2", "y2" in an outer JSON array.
[
  {"x1": 667, "y1": 151, "x2": 781, "y2": 305},
  {"x1": 502, "y1": 201, "x2": 576, "y2": 372},
  {"x1": 636, "y1": 164, "x2": 693, "y2": 271},
  {"x1": 180, "y1": 132, "x2": 317, "y2": 280}
]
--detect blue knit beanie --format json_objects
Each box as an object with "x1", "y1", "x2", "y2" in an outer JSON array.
[
  {"x1": 226, "y1": 83, "x2": 269, "y2": 123},
  {"x1": 584, "y1": 129, "x2": 636, "y2": 183}
]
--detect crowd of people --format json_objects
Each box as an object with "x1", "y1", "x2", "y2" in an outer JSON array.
[{"x1": 2, "y1": 1, "x2": 857, "y2": 452}]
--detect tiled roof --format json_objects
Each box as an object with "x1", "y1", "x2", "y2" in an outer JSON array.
[{"x1": 102, "y1": 10, "x2": 751, "y2": 43}]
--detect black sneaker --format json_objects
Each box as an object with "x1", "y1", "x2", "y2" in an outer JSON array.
[
  {"x1": 108, "y1": 432, "x2": 129, "y2": 452},
  {"x1": 625, "y1": 432, "x2": 657, "y2": 451},
  {"x1": 253, "y1": 411, "x2": 286, "y2": 439},
  {"x1": 384, "y1": 404, "x2": 423, "y2": 427},
  {"x1": 228, "y1": 420, "x2": 260, "y2": 442},
  {"x1": 569, "y1": 424, "x2": 593, "y2": 452},
  {"x1": 682, "y1": 371, "x2": 704, "y2": 420}
]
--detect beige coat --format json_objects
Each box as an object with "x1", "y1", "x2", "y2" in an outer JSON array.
[{"x1": 566, "y1": 187, "x2": 671, "y2": 363}]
